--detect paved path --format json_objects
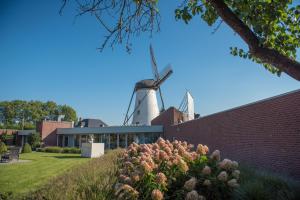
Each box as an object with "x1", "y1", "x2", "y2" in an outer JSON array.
[{"x1": 0, "y1": 159, "x2": 31, "y2": 165}]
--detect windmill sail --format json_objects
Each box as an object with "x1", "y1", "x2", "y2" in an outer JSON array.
[
  {"x1": 150, "y1": 45, "x2": 159, "y2": 81},
  {"x1": 154, "y1": 65, "x2": 173, "y2": 87},
  {"x1": 186, "y1": 92, "x2": 195, "y2": 120},
  {"x1": 178, "y1": 91, "x2": 195, "y2": 121}
]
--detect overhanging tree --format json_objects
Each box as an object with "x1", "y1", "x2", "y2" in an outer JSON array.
[{"x1": 61, "y1": 0, "x2": 300, "y2": 81}]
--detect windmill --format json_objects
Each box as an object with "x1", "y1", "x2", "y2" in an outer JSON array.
[
  {"x1": 123, "y1": 45, "x2": 173, "y2": 126},
  {"x1": 178, "y1": 91, "x2": 195, "y2": 121}
]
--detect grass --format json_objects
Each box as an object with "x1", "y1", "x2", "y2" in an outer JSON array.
[
  {"x1": 1, "y1": 150, "x2": 299, "y2": 200},
  {"x1": 0, "y1": 152, "x2": 89, "y2": 197},
  {"x1": 232, "y1": 165, "x2": 300, "y2": 200},
  {"x1": 22, "y1": 149, "x2": 122, "y2": 200}
]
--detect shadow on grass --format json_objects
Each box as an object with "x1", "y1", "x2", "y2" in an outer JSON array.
[{"x1": 53, "y1": 155, "x2": 85, "y2": 159}]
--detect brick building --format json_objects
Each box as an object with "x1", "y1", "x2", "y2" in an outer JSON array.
[
  {"x1": 37, "y1": 121, "x2": 74, "y2": 146},
  {"x1": 152, "y1": 89, "x2": 300, "y2": 179}
]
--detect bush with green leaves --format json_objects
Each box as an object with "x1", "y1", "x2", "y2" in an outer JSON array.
[
  {"x1": 62, "y1": 147, "x2": 81, "y2": 154},
  {"x1": 28, "y1": 132, "x2": 41, "y2": 150},
  {"x1": 37, "y1": 146, "x2": 81, "y2": 154},
  {"x1": 43, "y1": 146, "x2": 63, "y2": 153},
  {"x1": 22, "y1": 143, "x2": 32, "y2": 153},
  {"x1": 0, "y1": 142, "x2": 8, "y2": 155},
  {"x1": 115, "y1": 138, "x2": 240, "y2": 200}
]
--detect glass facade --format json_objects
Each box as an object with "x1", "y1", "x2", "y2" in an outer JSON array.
[{"x1": 60, "y1": 132, "x2": 161, "y2": 149}]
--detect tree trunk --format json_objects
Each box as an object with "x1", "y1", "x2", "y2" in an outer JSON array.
[{"x1": 209, "y1": 0, "x2": 300, "y2": 81}]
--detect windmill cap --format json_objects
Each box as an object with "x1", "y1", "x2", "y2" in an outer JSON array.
[{"x1": 135, "y1": 79, "x2": 157, "y2": 91}]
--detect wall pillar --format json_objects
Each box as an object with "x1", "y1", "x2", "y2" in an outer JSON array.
[
  {"x1": 21, "y1": 135, "x2": 24, "y2": 146},
  {"x1": 62, "y1": 135, "x2": 65, "y2": 147},
  {"x1": 117, "y1": 134, "x2": 119, "y2": 148},
  {"x1": 108, "y1": 134, "x2": 111, "y2": 149},
  {"x1": 79, "y1": 135, "x2": 82, "y2": 147}
]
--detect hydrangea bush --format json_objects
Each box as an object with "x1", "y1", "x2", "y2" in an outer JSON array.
[{"x1": 115, "y1": 138, "x2": 240, "y2": 200}]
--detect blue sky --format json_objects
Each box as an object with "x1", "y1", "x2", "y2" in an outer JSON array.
[{"x1": 1, "y1": 0, "x2": 299, "y2": 125}]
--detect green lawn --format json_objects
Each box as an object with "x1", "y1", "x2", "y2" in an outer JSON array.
[{"x1": 0, "y1": 152, "x2": 89, "y2": 196}]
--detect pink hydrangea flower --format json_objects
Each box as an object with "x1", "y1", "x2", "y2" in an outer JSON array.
[
  {"x1": 202, "y1": 166, "x2": 211, "y2": 175},
  {"x1": 151, "y1": 189, "x2": 163, "y2": 200},
  {"x1": 155, "y1": 172, "x2": 167, "y2": 185},
  {"x1": 227, "y1": 179, "x2": 239, "y2": 188},
  {"x1": 197, "y1": 144, "x2": 209, "y2": 155},
  {"x1": 219, "y1": 159, "x2": 233, "y2": 170},
  {"x1": 232, "y1": 170, "x2": 240, "y2": 179},
  {"x1": 217, "y1": 171, "x2": 228, "y2": 182},
  {"x1": 210, "y1": 150, "x2": 221, "y2": 161},
  {"x1": 185, "y1": 190, "x2": 200, "y2": 200},
  {"x1": 184, "y1": 177, "x2": 197, "y2": 191},
  {"x1": 203, "y1": 179, "x2": 211, "y2": 187}
]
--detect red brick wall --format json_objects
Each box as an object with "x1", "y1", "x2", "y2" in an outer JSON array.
[
  {"x1": 37, "y1": 121, "x2": 73, "y2": 146},
  {"x1": 152, "y1": 90, "x2": 300, "y2": 179},
  {"x1": 0, "y1": 129, "x2": 18, "y2": 145},
  {"x1": 0, "y1": 129, "x2": 18, "y2": 135}
]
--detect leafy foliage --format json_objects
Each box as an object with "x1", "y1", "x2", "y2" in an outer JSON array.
[
  {"x1": 36, "y1": 146, "x2": 81, "y2": 154},
  {"x1": 0, "y1": 100, "x2": 77, "y2": 129},
  {"x1": 28, "y1": 133, "x2": 41, "y2": 150},
  {"x1": 22, "y1": 143, "x2": 32, "y2": 153},
  {"x1": 0, "y1": 132, "x2": 14, "y2": 144},
  {"x1": 175, "y1": 0, "x2": 300, "y2": 75},
  {"x1": 0, "y1": 142, "x2": 7, "y2": 155}
]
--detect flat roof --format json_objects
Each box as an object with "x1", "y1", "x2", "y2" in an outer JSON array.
[
  {"x1": 57, "y1": 125, "x2": 163, "y2": 135},
  {"x1": 17, "y1": 130, "x2": 35, "y2": 136}
]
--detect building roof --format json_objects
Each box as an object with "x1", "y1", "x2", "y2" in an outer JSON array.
[
  {"x1": 17, "y1": 130, "x2": 35, "y2": 136},
  {"x1": 57, "y1": 125, "x2": 163, "y2": 135},
  {"x1": 77, "y1": 118, "x2": 108, "y2": 128}
]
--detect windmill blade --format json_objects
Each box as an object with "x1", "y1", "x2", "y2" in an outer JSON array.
[
  {"x1": 154, "y1": 64, "x2": 173, "y2": 87},
  {"x1": 123, "y1": 89, "x2": 135, "y2": 125},
  {"x1": 150, "y1": 44, "x2": 160, "y2": 81},
  {"x1": 158, "y1": 87, "x2": 165, "y2": 111}
]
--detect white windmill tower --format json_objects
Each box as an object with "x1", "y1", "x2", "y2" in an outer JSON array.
[{"x1": 123, "y1": 45, "x2": 173, "y2": 126}]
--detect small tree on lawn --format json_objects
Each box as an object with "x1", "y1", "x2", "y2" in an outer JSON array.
[
  {"x1": 22, "y1": 143, "x2": 32, "y2": 153},
  {"x1": 28, "y1": 132, "x2": 41, "y2": 150},
  {"x1": 0, "y1": 142, "x2": 7, "y2": 155}
]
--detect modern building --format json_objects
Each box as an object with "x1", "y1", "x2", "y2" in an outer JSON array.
[
  {"x1": 56, "y1": 125, "x2": 163, "y2": 149},
  {"x1": 16, "y1": 130, "x2": 36, "y2": 146},
  {"x1": 37, "y1": 119, "x2": 162, "y2": 148}
]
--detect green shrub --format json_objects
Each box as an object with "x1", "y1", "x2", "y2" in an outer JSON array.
[
  {"x1": 22, "y1": 143, "x2": 32, "y2": 153},
  {"x1": 0, "y1": 142, "x2": 7, "y2": 155},
  {"x1": 28, "y1": 132, "x2": 41, "y2": 150},
  {"x1": 44, "y1": 146, "x2": 63, "y2": 153},
  {"x1": 62, "y1": 147, "x2": 81, "y2": 154},
  {"x1": 39, "y1": 146, "x2": 81, "y2": 154}
]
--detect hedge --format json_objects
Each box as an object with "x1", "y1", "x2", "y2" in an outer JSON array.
[{"x1": 36, "y1": 146, "x2": 81, "y2": 154}]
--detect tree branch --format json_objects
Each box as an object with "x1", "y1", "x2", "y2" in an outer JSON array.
[{"x1": 209, "y1": 0, "x2": 300, "y2": 81}]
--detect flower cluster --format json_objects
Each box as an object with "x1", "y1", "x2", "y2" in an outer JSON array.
[{"x1": 115, "y1": 138, "x2": 240, "y2": 200}]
